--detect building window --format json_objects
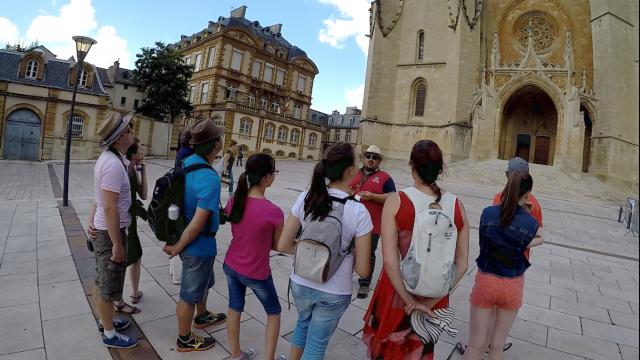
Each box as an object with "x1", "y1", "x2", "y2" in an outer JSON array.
[
  {"x1": 345, "y1": 130, "x2": 352, "y2": 143},
  {"x1": 189, "y1": 86, "x2": 196, "y2": 103},
  {"x1": 213, "y1": 115, "x2": 224, "y2": 127},
  {"x1": 290, "y1": 129, "x2": 300, "y2": 144},
  {"x1": 231, "y1": 49, "x2": 243, "y2": 71},
  {"x1": 264, "y1": 123, "x2": 275, "y2": 139},
  {"x1": 271, "y1": 101, "x2": 280, "y2": 113},
  {"x1": 277, "y1": 126, "x2": 288, "y2": 142},
  {"x1": 26, "y1": 60, "x2": 39, "y2": 79},
  {"x1": 194, "y1": 52, "x2": 203, "y2": 72},
  {"x1": 259, "y1": 96, "x2": 268, "y2": 109},
  {"x1": 334, "y1": 130, "x2": 340, "y2": 142},
  {"x1": 288, "y1": 152, "x2": 297, "y2": 158},
  {"x1": 308, "y1": 132, "x2": 318, "y2": 147},
  {"x1": 239, "y1": 118, "x2": 252, "y2": 135},
  {"x1": 123, "y1": 84, "x2": 128, "y2": 90},
  {"x1": 350, "y1": 117, "x2": 354, "y2": 126},
  {"x1": 414, "y1": 81, "x2": 427, "y2": 117},
  {"x1": 293, "y1": 104, "x2": 302, "y2": 119},
  {"x1": 417, "y1": 31, "x2": 425, "y2": 61},
  {"x1": 207, "y1": 46, "x2": 216, "y2": 67},
  {"x1": 263, "y1": 63, "x2": 274, "y2": 83},
  {"x1": 79, "y1": 69, "x2": 88, "y2": 87},
  {"x1": 183, "y1": 55, "x2": 192, "y2": 65},
  {"x1": 200, "y1": 82, "x2": 209, "y2": 103},
  {"x1": 275, "y1": 69, "x2": 285, "y2": 86},
  {"x1": 66, "y1": 115, "x2": 84, "y2": 137},
  {"x1": 252, "y1": 59, "x2": 261, "y2": 78},
  {"x1": 120, "y1": 97, "x2": 126, "y2": 106},
  {"x1": 248, "y1": 94, "x2": 255, "y2": 106},
  {"x1": 133, "y1": 99, "x2": 139, "y2": 110},
  {"x1": 297, "y1": 75, "x2": 306, "y2": 93},
  {"x1": 226, "y1": 85, "x2": 237, "y2": 100}
]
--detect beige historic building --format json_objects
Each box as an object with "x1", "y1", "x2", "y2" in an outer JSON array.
[
  {"x1": 98, "y1": 60, "x2": 144, "y2": 113},
  {"x1": 323, "y1": 107, "x2": 361, "y2": 152},
  {"x1": 361, "y1": 0, "x2": 639, "y2": 188},
  {"x1": 173, "y1": 6, "x2": 325, "y2": 160}
]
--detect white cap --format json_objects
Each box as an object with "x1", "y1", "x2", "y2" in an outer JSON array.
[{"x1": 364, "y1": 145, "x2": 383, "y2": 157}]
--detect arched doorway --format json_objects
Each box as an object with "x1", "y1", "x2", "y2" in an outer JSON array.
[
  {"x1": 580, "y1": 105, "x2": 593, "y2": 173},
  {"x1": 499, "y1": 86, "x2": 558, "y2": 165},
  {"x1": 3, "y1": 109, "x2": 41, "y2": 160}
]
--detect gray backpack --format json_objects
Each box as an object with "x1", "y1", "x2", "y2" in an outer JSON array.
[{"x1": 293, "y1": 196, "x2": 355, "y2": 283}]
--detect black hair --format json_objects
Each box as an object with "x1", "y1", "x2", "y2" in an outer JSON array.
[
  {"x1": 409, "y1": 140, "x2": 444, "y2": 203},
  {"x1": 193, "y1": 137, "x2": 220, "y2": 158},
  {"x1": 304, "y1": 142, "x2": 355, "y2": 221},
  {"x1": 229, "y1": 153, "x2": 276, "y2": 223},
  {"x1": 125, "y1": 136, "x2": 141, "y2": 161}
]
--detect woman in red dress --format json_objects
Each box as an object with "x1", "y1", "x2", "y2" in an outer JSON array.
[{"x1": 363, "y1": 140, "x2": 470, "y2": 360}]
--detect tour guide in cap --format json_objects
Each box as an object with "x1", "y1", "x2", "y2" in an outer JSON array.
[{"x1": 349, "y1": 145, "x2": 396, "y2": 299}]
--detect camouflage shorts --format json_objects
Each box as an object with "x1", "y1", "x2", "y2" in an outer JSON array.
[{"x1": 93, "y1": 228, "x2": 128, "y2": 301}]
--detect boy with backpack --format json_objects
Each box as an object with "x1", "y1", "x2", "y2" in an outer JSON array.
[{"x1": 159, "y1": 118, "x2": 227, "y2": 352}]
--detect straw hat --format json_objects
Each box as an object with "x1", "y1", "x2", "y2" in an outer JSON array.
[
  {"x1": 364, "y1": 145, "x2": 383, "y2": 158},
  {"x1": 189, "y1": 118, "x2": 223, "y2": 145},
  {"x1": 97, "y1": 112, "x2": 133, "y2": 149}
]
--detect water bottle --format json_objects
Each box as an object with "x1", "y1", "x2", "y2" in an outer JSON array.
[{"x1": 168, "y1": 204, "x2": 180, "y2": 220}]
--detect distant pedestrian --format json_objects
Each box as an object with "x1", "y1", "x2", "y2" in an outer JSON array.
[
  {"x1": 236, "y1": 147, "x2": 244, "y2": 167},
  {"x1": 175, "y1": 126, "x2": 194, "y2": 168},
  {"x1": 278, "y1": 142, "x2": 372, "y2": 360},
  {"x1": 222, "y1": 140, "x2": 239, "y2": 195},
  {"x1": 463, "y1": 172, "x2": 543, "y2": 360},
  {"x1": 162, "y1": 118, "x2": 227, "y2": 352},
  {"x1": 349, "y1": 145, "x2": 396, "y2": 299},
  {"x1": 89, "y1": 112, "x2": 138, "y2": 348},
  {"x1": 224, "y1": 153, "x2": 284, "y2": 360}
]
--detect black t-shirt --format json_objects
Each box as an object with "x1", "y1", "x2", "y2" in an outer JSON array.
[{"x1": 226, "y1": 150, "x2": 235, "y2": 171}]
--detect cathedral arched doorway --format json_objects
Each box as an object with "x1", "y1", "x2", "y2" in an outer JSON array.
[{"x1": 499, "y1": 85, "x2": 558, "y2": 165}]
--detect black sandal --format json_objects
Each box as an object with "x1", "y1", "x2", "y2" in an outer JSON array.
[
  {"x1": 130, "y1": 291, "x2": 143, "y2": 304},
  {"x1": 114, "y1": 302, "x2": 141, "y2": 314}
]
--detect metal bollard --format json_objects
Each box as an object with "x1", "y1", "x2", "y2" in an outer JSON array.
[
  {"x1": 627, "y1": 211, "x2": 633, "y2": 229},
  {"x1": 619, "y1": 206, "x2": 623, "y2": 223}
]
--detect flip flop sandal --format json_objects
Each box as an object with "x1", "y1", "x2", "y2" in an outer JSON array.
[
  {"x1": 130, "y1": 291, "x2": 143, "y2": 304},
  {"x1": 114, "y1": 302, "x2": 141, "y2": 314}
]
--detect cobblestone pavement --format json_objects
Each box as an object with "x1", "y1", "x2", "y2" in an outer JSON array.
[{"x1": 0, "y1": 159, "x2": 637, "y2": 360}]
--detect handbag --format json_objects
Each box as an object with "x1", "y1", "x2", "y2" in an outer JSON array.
[{"x1": 410, "y1": 307, "x2": 458, "y2": 344}]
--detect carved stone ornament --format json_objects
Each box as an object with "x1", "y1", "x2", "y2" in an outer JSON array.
[
  {"x1": 490, "y1": 32, "x2": 500, "y2": 69},
  {"x1": 374, "y1": 0, "x2": 405, "y2": 37},
  {"x1": 514, "y1": 12, "x2": 558, "y2": 54},
  {"x1": 448, "y1": 0, "x2": 483, "y2": 30}
]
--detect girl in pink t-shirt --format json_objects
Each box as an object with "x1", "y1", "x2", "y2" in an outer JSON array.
[{"x1": 223, "y1": 153, "x2": 284, "y2": 360}]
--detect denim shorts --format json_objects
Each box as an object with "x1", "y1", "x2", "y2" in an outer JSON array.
[
  {"x1": 223, "y1": 263, "x2": 281, "y2": 315},
  {"x1": 290, "y1": 281, "x2": 351, "y2": 360},
  {"x1": 180, "y1": 254, "x2": 215, "y2": 304}
]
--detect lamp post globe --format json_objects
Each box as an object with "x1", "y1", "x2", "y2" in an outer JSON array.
[{"x1": 62, "y1": 35, "x2": 97, "y2": 207}]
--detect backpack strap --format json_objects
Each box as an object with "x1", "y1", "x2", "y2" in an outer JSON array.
[
  {"x1": 182, "y1": 162, "x2": 218, "y2": 237},
  {"x1": 328, "y1": 195, "x2": 359, "y2": 254}
]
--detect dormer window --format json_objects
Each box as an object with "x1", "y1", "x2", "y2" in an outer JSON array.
[
  {"x1": 25, "y1": 60, "x2": 39, "y2": 79},
  {"x1": 79, "y1": 69, "x2": 88, "y2": 87}
]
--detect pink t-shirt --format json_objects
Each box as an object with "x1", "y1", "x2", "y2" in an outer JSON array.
[
  {"x1": 93, "y1": 151, "x2": 131, "y2": 230},
  {"x1": 224, "y1": 197, "x2": 284, "y2": 280}
]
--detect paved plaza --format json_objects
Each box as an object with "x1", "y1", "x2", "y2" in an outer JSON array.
[{"x1": 0, "y1": 158, "x2": 638, "y2": 360}]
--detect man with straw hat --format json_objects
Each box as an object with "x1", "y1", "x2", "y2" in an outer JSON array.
[
  {"x1": 162, "y1": 117, "x2": 228, "y2": 352},
  {"x1": 349, "y1": 145, "x2": 396, "y2": 299},
  {"x1": 88, "y1": 111, "x2": 138, "y2": 348}
]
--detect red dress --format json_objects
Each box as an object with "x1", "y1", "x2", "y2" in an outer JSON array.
[{"x1": 363, "y1": 192, "x2": 464, "y2": 360}]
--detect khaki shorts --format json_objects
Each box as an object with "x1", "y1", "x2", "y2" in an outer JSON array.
[{"x1": 93, "y1": 228, "x2": 128, "y2": 301}]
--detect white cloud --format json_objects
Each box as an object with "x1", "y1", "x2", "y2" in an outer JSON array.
[
  {"x1": 346, "y1": 83, "x2": 365, "y2": 108},
  {"x1": 0, "y1": 17, "x2": 20, "y2": 45},
  {"x1": 22, "y1": 0, "x2": 130, "y2": 68},
  {"x1": 318, "y1": 0, "x2": 370, "y2": 55}
]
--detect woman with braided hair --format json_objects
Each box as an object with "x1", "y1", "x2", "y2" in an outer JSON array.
[{"x1": 363, "y1": 140, "x2": 470, "y2": 360}]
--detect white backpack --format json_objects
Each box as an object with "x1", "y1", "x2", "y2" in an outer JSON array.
[{"x1": 400, "y1": 187, "x2": 458, "y2": 298}]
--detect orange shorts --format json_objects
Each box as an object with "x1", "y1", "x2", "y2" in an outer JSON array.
[{"x1": 470, "y1": 271, "x2": 524, "y2": 311}]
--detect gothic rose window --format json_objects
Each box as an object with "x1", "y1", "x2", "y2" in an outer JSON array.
[{"x1": 514, "y1": 12, "x2": 558, "y2": 54}]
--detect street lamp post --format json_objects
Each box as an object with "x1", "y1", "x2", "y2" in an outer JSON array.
[{"x1": 63, "y1": 36, "x2": 96, "y2": 207}]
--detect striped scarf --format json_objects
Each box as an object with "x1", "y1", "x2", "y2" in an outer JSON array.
[{"x1": 410, "y1": 307, "x2": 458, "y2": 344}]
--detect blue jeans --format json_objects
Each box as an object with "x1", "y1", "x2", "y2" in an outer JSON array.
[
  {"x1": 223, "y1": 263, "x2": 281, "y2": 315},
  {"x1": 227, "y1": 168, "x2": 234, "y2": 194},
  {"x1": 290, "y1": 282, "x2": 351, "y2": 360},
  {"x1": 179, "y1": 254, "x2": 215, "y2": 304}
]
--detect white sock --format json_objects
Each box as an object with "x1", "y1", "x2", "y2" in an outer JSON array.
[{"x1": 104, "y1": 329, "x2": 117, "y2": 339}]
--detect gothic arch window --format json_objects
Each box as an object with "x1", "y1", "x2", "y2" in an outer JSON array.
[
  {"x1": 416, "y1": 30, "x2": 425, "y2": 61},
  {"x1": 412, "y1": 80, "x2": 427, "y2": 117},
  {"x1": 26, "y1": 60, "x2": 39, "y2": 79}
]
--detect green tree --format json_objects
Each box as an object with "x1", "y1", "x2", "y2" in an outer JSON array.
[
  {"x1": 4, "y1": 41, "x2": 40, "y2": 52},
  {"x1": 133, "y1": 42, "x2": 193, "y2": 121}
]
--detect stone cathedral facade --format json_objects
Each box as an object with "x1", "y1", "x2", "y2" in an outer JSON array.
[{"x1": 360, "y1": 0, "x2": 638, "y2": 189}]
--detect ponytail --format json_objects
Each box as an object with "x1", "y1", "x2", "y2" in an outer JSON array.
[
  {"x1": 229, "y1": 153, "x2": 276, "y2": 223},
  {"x1": 500, "y1": 172, "x2": 533, "y2": 228},
  {"x1": 304, "y1": 142, "x2": 355, "y2": 221},
  {"x1": 229, "y1": 172, "x2": 249, "y2": 223},
  {"x1": 429, "y1": 182, "x2": 442, "y2": 203}
]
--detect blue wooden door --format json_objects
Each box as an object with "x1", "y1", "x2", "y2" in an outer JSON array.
[{"x1": 3, "y1": 109, "x2": 41, "y2": 160}]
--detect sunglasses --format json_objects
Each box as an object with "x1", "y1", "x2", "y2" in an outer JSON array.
[{"x1": 364, "y1": 153, "x2": 381, "y2": 161}]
